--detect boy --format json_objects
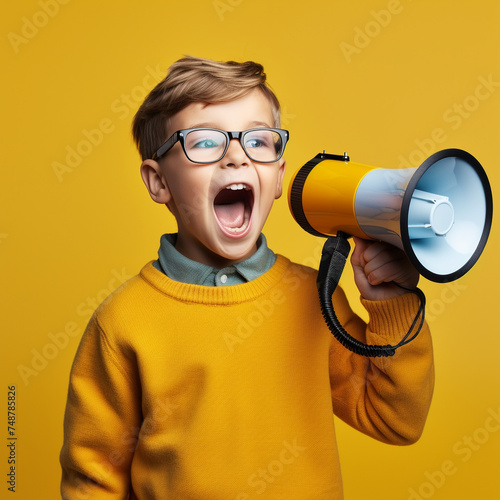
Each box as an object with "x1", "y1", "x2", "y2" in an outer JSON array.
[{"x1": 60, "y1": 56, "x2": 434, "y2": 499}]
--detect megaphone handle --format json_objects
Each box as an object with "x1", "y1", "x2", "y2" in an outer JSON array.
[{"x1": 316, "y1": 233, "x2": 426, "y2": 357}]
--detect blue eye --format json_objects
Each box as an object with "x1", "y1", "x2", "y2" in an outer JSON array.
[
  {"x1": 193, "y1": 138, "x2": 219, "y2": 148},
  {"x1": 245, "y1": 131, "x2": 275, "y2": 150},
  {"x1": 186, "y1": 130, "x2": 226, "y2": 152},
  {"x1": 245, "y1": 137, "x2": 267, "y2": 148}
]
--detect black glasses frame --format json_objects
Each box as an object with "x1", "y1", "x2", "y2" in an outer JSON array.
[{"x1": 151, "y1": 127, "x2": 289, "y2": 163}]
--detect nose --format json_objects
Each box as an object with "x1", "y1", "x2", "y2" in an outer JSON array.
[{"x1": 223, "y1": 138, "x2": 250, "y2": 168}]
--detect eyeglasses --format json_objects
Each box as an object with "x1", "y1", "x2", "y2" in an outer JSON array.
[{"x1": 151, "y1": 127, "x2": 289, "y2": 164}]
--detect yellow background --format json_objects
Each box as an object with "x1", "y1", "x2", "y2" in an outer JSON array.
[{"x1": 1, "y1": 0, "x2": 499, "y2": 498}]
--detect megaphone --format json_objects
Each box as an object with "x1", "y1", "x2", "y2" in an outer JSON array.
[
  {"x1": 289, "y1": 149, "x2": 493, "y2": 283},
  {"x1": 289, "y1": 149, "x2": 493, "y2": 356}
]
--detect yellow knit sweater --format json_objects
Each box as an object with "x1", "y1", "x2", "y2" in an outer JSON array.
[{"x1": 60, "y1": 255, "x2": 434, "y2": 499}]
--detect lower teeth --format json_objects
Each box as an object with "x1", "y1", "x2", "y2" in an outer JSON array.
[{"x1": 225, "y1": 220, "x2": 248, "y2": 233}]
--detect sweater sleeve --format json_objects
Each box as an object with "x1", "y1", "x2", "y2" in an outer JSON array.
[
  {"x1": 329, "y1": 287, "x2": 434, "y2": 445},
  {"x1": 60, "y1": 313, "x2": 141, "y2": 499}
]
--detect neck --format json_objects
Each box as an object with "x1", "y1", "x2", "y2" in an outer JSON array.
[{"x1": 174, "y1": 238, "x2": 257, "y2": 269}]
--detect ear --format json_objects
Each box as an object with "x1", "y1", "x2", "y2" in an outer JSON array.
[
  {"x1": 140, "y1": 159, "x2": 172, "y2": 204},
  {"x1": 274, "y1": 160, "x2": 287, "y2": 199}
]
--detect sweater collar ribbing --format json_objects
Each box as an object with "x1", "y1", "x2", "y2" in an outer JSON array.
[{"x1": 139, "y1": 255, "x2": 291, "y2": 305}]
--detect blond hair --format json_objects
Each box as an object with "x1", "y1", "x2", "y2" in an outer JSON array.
[{"x1": 132, "y1": 56, "x2": 281, "y2": 160}]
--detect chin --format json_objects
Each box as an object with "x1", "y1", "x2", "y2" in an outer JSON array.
[{"x1": 215, "y1": 234, "x2": 260, "y2": 263}]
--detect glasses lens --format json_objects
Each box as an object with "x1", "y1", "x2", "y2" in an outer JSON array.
[
  {"x1": 185, "y1": 129, "x2": 227, "y2": 162},
  {"x1": 243, "y1": 129, "x2": 283, "y2": 162}
]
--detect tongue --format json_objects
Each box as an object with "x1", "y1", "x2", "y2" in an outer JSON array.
[{"x1": 214, "y1": 201, "x2": 245, "y2": 228}]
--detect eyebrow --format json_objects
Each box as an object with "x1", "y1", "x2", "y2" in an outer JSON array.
[{"x1": 186, "y1": 121, "x2": 273, "y2": 130}]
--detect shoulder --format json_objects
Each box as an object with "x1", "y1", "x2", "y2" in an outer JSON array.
[
  {"x1": 273, "y1": 255, "x2": 320, "y2": 298},
  {"x1": 276, "y1": 254, "x2": 317, "y2": 280},
  {"x1": 275, "y1": 254, "x2": 354, "y2": 317},
  {"x1": 93, "y1": 262, "x2": 163, "y2": 331}
]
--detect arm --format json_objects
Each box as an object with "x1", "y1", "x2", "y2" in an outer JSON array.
[
  {"x1": 60, "y1": 313, "x2": 142, "y2": 499},
  {"x1": 329, "y1": 238, "x2": 434, "y2": 444}
]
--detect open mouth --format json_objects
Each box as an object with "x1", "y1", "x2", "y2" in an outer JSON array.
[{"x1": 213, "y1": 183, "x2": 254, "y2": 237}]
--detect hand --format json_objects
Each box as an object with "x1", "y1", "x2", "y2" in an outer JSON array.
[{"x1": 350, "y1": 237, "x2": 419, "y2": 301}]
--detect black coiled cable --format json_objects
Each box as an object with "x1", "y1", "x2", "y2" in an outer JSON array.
[{"x1": 316, "y1": 233, "x2": 426, "y2": 357}]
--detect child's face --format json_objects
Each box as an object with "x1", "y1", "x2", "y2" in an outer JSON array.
[{"x1": 141, "y1": 89, "x2": 286, "y2": 268}]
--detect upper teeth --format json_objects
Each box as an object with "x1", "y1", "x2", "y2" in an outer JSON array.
[{"x1": 226, "y1": 183, "x2": 249, "y2": 191}]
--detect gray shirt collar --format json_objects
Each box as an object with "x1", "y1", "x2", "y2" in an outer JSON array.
[{"x1": 153, "y1": 233, "x2": 276, "y2": 286}]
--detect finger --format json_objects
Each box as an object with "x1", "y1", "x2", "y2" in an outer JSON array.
[
  {"x1": 362, "y1": 245, "x2": 404, "y2": 276},
  {"x1": 350, "y1": 236, "x2": 372, "y2": 268},
  {"x1": 365, "y1": 255, "x2": 412, "y2": 285},
  {"x1": 357, "y1": 241, "x2": 419, "y2": 287},
  {"x1": 359, "y1": 240, "x2": 396, "y2": 263}
]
